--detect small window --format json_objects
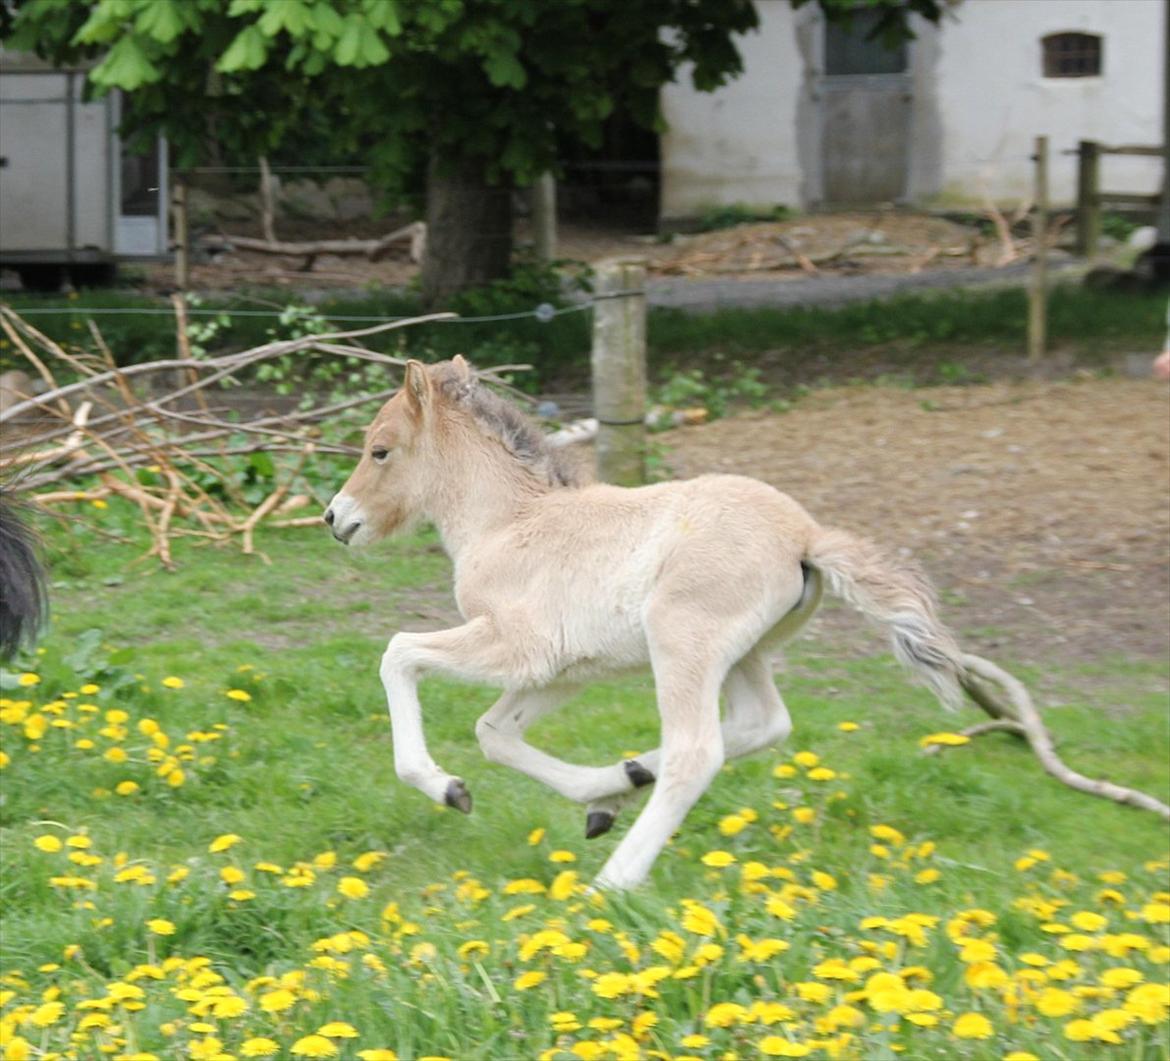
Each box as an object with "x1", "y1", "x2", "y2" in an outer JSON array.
[{"x1": 1042, "y1": 32, "x2": 1103, "y2": 78}]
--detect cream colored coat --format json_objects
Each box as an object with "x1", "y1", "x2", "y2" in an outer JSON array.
[{"x1": 326, "y1": 357, "x2": 962, "y2": 890}]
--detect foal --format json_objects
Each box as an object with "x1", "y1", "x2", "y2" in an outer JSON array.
[{"x1": 325, "y1": 357, "x2": 963, "y2": 890}]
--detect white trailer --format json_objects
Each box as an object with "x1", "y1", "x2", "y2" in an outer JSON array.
[{"x1": 0, "y1": 49, "x2": 168, "y2": 290}]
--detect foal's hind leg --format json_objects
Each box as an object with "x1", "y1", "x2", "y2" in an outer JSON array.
[
  {"x1": 584, "y1": 648, "x2": 792, "y2": 836},
  {"x1": 593, "y1": 659, "x2": 726, "y2": 890},
  {"x1": 475, "y1": 685, "x2": 645, "y2": 804}
]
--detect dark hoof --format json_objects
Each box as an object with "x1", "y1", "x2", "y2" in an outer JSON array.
[
  {"x1": 444, "y1": 778, "x2": 473, "y2": 814},
  {"x1": 585, "y1": 810, "x2": 616, "y2": 839},
  {"x1": 624, "y1": 759, "x2": 655, "y2": 789}
]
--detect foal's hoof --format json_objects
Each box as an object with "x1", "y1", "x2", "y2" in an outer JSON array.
[
  {"x1": 444, "y1": 778, "x2": 473, "y2": 814},
  {"x1": 585, "y1": 810, "x2": 616, "y2": 839},
  {"x1": 624, "y1": 759, "x2": 655, "y2": 789}
]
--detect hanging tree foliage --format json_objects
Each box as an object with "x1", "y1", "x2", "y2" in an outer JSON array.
[{"x1": 4, "y1": 0, "x2": 946, "y2": 303}]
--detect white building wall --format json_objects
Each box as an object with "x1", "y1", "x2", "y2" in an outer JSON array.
[
  {"x1": 659, "y1": 0, "x2": 1163, "y2": 218},
  {"x1": 932, "y1": 0, "x2": 1163, "y2": 205},
  {"x1": 660, "y1": 3, "x2": 806, "y2": 222}
]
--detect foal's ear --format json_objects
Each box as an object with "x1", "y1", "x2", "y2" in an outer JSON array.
[
  {"x1": 403, "y1": 360, "x2": 433, "y2": 417},
  {"x1": 451, "y1": 354, "x2": 472, "y2": 384}
]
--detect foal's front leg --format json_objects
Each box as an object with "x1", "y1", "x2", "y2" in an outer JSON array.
[{"x1": 379, "y1": 617, "x2": 511, "y2": 812}]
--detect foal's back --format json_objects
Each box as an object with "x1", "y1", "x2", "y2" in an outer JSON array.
[{"x1": 457, "y1": 474, "x2": 818, "y2": 676}]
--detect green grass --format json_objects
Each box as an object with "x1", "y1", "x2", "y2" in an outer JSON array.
[
  {"x1": 2, "y1": 283, "x2": 1162, "y2": 391},
  {"x1": 1, "y1": 515, "x2": 1167, "y2": 1059}
]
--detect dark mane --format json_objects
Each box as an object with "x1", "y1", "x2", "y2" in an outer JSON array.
[{"x1": 432, "y1": 362, "x2": 584, "y2": 488}]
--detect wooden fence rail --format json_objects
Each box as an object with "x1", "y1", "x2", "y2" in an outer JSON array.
[{"x1": 1075, "y1": 139, "x2": 1165, "y2": 257}]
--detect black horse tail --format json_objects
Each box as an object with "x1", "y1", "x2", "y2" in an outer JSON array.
[{"x1": 0, "y1": 488, "x2": 46, "y2": 659}]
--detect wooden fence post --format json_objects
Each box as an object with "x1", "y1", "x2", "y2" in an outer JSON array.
[
  {"x1": 172, "y1": 173, "x2": 189, "y2": 291},
  {"x1": 592, "y1": 259, "x2": 647, "y2": 485},
  {"x1": 1028, "y1": 135, "x2": 1049, "y2": 363},
  {"x1": 1075, "y1": 139, "x2": 1100, "y2": 258},
  {"x1": 532, "y1": 172, "x2": 557, "y2": 262}
]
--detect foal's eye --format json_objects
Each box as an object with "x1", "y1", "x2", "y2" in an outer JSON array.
[{"x1": 371, "y1": 446, "x2": 389, "y2": 463}]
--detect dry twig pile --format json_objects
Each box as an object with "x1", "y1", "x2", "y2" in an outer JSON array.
[{"x1": 0, "y1": 302, "x2": 518, "y2": 567}]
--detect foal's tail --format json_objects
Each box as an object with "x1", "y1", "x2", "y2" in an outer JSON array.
[{"x1": 805, "y1": 526, "x2": 964, "y2": 711}]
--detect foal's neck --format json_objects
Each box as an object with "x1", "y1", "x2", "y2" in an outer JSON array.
[{"x1": 428, "y1": 438, "x2": 548, "y2": 560}]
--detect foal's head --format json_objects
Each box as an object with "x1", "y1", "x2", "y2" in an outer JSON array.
[{"x1": 324, "y1": 356, "x2": 580, "y2": 546}]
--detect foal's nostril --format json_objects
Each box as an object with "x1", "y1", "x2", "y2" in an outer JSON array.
[{"x1": 324, "y1": 507, "x2": 335, "y2": 526}]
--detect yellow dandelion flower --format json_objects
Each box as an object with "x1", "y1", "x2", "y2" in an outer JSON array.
[
  {"x1": 837, "y1": 721, "x2": 859, "y2": 732},
  {"x1": 1070, "y1": 911, "x2": 1107, "y2": 933},
  {"x1": 719, "y1": 813, "x2": 748, "y2": 836},
  {"x1": 548, "y1": 870, "x2": 579, "y2": 901},
  {"x1": 29, "y1": 1000, "x2": 65, "y2": 1027},
  {"x1": 592, "y1": 972, "x2": 633, "y2": 999},
  {"x1": 514, "y1": 970, "x2": 547, "y2": 990},
  {"x1": 680, "y1": 900, "x2": 721, "y2": 936},
  {"x1": 17, "y1": 673, "x2": 40, "y2": 687},
  {"x1": 3, "y1": 1038, "x2": 33, "y2": 1061},
  {"x1": 1036, "y1": 988, "x2": 1079, "y2": 1017},
  {"x1": 115, "y1": 780, "x2": 140, "y2": 796},
  {"x1": 162, "y1": 676, "x2": 184, "y2": 689},
  {"x1": 792, "y1": 807, "x2": 816, "y2": 824},
  {"x1": 504, "y1": 878, "x2": 546, "y2": 895},
  {"x1": 338, "y1": 876, "x2": 370, "y2": 899},
  {"x1": 208, "y1": 833, "x2": 242, "y2": 854},
  {"x1": 951, "y1": 1012, "x2": 993, "y2": 1039},
  {"x1": 318, "y1": 1022, "x2": 359, "y2": 1038},
  {"x1": 549, "y1": 850, "x2": 576, "y2": 863},
  {"x1": 259, "y1": 988, "x2": 297, "y2": 1013},
  {"x1": 34, "y1": 835, "x2": 63, "y2": 853},
  {"x1": 807, "y1": 767, "x2": 836, "y2": 781},
  {"x1": 758, "y1": 1037, "x2": 810, "y2": 1057},
  {"x1": 1100, "y1": 967, "x2": 1143, "y2": 989},
  {"x1": 811, "y1": 870, "x2": 838, "y2": 891},
  {"x1": 291, "y1": 1035, "x2": 339, "y2": 1058},
  {"x1": 353, "y1": 851, "x2": 387, "y2": 872},
  {"x1": 241, "y1": 1040, "x2": 280, "y2": 1058},
  {"x1": 357, "y1": 1052, "x2": 398, "y2": 1061},
  {"x1": 701, "y1": 850, "x2": 736, "y2": 868},
  {"x1": 1063, "y1": 1019, "x2": 1096, "y2": 1042},
  {"x1": 704, "y1": 1001, "x2": 749, "y2": 1028},
  {"x1": 146, "y1": 918, "x2": 176, "y2": 936},
  {"x1": 457, "y1": 940, "x2": 489, "y2": 960},
  {"x1": 527, "y1": 827, "x2": 545, "y2": 845}
]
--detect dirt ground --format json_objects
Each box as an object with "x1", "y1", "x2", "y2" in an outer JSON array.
[
  {"x1": 661, "y1": 376, "x2": 1170, "y2": 668},
  {"x1": 149, "y1": 210, "x2": 1020, "y2": 292}
]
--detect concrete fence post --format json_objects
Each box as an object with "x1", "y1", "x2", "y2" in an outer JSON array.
[{"x1": 591, "y1": 259, "x2": 647, "y2": 486}]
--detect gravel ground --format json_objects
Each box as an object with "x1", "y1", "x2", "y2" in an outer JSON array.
[{"x1": 662, "y1": 376, "x2": 1170, "y2": 668}]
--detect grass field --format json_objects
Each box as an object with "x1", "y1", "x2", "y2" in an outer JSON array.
[
  {"x1": 2, "y1": 282, "x2": 1164, "y2": 390},
  {"x1": 1, "y1": 512, "x2": 1168, "y2": 1061}
]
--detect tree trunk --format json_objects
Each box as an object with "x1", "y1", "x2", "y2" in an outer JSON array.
[{"x1": 420, "y1": 151, "x2": 514, "y2": 308}]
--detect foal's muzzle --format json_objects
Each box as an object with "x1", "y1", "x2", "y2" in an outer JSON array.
[{"x1": 323, "y1": 502, "x2": 362, "y2": 545}]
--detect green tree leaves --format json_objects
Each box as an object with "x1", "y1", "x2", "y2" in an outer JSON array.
[
  {"x1": 90, "y1": 33, "x2": 159, "y2": 90},
  {"x1": 218, "y1": 24, "x2": 269, "y2": 73}
]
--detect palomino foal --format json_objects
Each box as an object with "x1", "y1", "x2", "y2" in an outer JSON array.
[{"x1": 325, "y1": 357, "x2": 964, "y2": 890}]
